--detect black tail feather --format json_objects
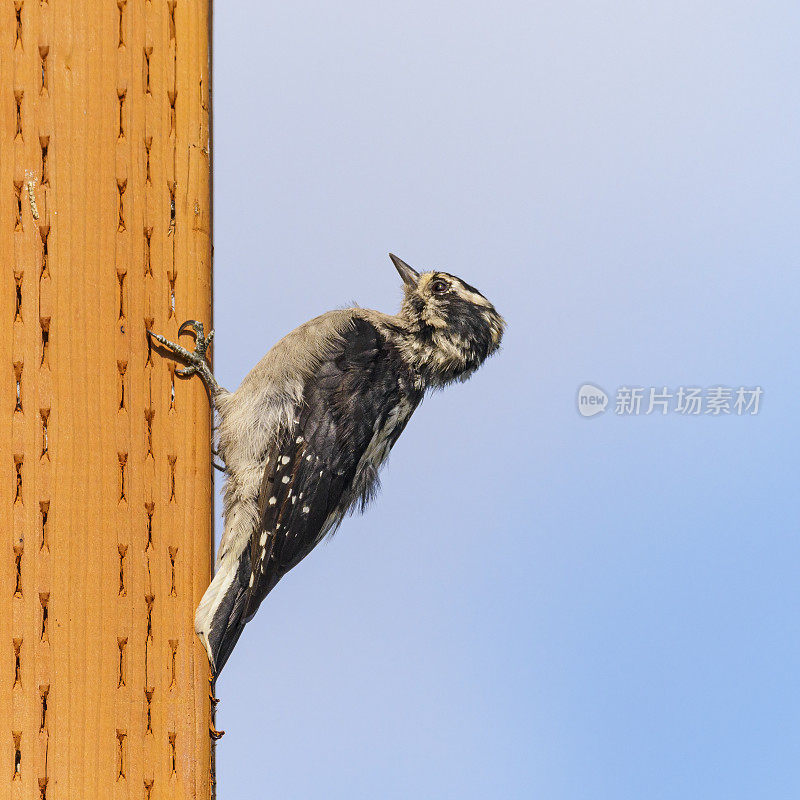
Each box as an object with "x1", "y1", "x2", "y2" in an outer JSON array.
[{"x1": 198, "y1": 549, "x2": 252, "y2": 676}]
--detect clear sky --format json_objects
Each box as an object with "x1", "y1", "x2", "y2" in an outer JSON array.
[{"x1": 211, "y1": 2, "x2": 799, "y2": 797}]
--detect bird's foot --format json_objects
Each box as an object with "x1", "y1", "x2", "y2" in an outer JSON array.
[
  {"x1": 148, "y1": 320, "x2": 220, "y2": 397},
  {"x1": 208, "y1": 675, "x2": 225, "y2": 738},
  {"x1": 209, "y1": 678, "x2": 220, "y2": 707},
  {"x1": 210, "y1": 724, "x2": 226, "y2": 740}
]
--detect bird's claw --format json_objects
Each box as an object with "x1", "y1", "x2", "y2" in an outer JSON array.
[
  {"x1": 207, "y1": 676, "x2": 224, "y2": 738},
  {"x1": 179, "y1": 318, "x2": 205, "y2": 338},
  {"x1": 178, "y1": 318, "x2": 214, "y2": 352},
  {"x1": 148, "y1": 320, "x2": 220, "y2": 396},
  {"x1": 177, "y1": 323, "x2": 214, "y2": 378},
  {"x1": 149, "y1": 320, "x2": 214, "y2": 374},
  {"x1": 178, "y1": 319, "x2": 214, "y2": 358}
]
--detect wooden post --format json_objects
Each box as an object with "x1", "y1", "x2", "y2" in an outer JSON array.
[{"x1": 0, "y1": 1, "x2": 214, "y2": 798}]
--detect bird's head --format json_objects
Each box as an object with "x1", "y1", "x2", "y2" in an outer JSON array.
[{"x1": 390, "y1": 253, "x2": 505, "y2": 387}]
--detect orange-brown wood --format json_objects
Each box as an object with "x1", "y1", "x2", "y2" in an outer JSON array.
[{"x1": 0, "y1": 2, "x2": 213, "y2": 798}]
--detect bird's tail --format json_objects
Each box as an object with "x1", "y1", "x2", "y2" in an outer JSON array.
[{"x1": 195, "y1": 551, "x2": 251, "y2": 676}]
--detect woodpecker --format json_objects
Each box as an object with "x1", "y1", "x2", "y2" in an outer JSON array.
[{"x1": 149, "y1": 254, "x2": 504, "y2": 675}]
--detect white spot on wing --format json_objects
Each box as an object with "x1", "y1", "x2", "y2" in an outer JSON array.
[
  {"x1": 269, "y1": 496, "x2": 277, "y2": 506},
  {"x1": 281, "y1": 475, "x2": 290, "y2": 484},
  {"x1": 281, "y1": 455, "x2": 291, "y2": 465},
  {"x1": 260, "y1": 531, "x2": 267, "y2": 546},
  {"x1": 302, "y1": 506, "x2": 310, "y2": 514}
]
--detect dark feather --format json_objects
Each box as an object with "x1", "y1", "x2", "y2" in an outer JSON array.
[{"x1": 241, "y1": 318, "x2": 422, "y2": 623}]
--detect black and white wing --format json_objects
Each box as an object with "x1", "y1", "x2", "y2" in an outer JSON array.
[
  {"x1": 211, "y1": 317, "x2": 421, "y2": 673},
  {"x1": 244, "y1": 316, "x2": 420, "y2": 616}
]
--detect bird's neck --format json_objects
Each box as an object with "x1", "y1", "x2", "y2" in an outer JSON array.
[{"x1": 389, "y1": 315, "x2": 482, "y2": 390}]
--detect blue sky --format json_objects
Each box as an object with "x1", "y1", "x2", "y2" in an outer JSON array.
[{"x1": 211, "y1": 2, "x2": 799, "y2": 797}]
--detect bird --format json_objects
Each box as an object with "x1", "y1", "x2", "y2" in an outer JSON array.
[{"x1": 149, "y1": 254, "x2": 505, "y2": 676}]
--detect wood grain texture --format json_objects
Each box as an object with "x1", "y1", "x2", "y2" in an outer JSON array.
[{"x1": 0, "y1": 1, "x2": 214, "y2": 798}]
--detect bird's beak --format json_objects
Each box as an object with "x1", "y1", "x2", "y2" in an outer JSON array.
[{"x1": 389, "y1": 253, "x2": 420, "y2": 288}]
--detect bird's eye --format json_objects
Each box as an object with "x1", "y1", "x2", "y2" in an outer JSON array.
[{"x1": 431, "y1": 279, "x2": 448, "y2": 294}]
